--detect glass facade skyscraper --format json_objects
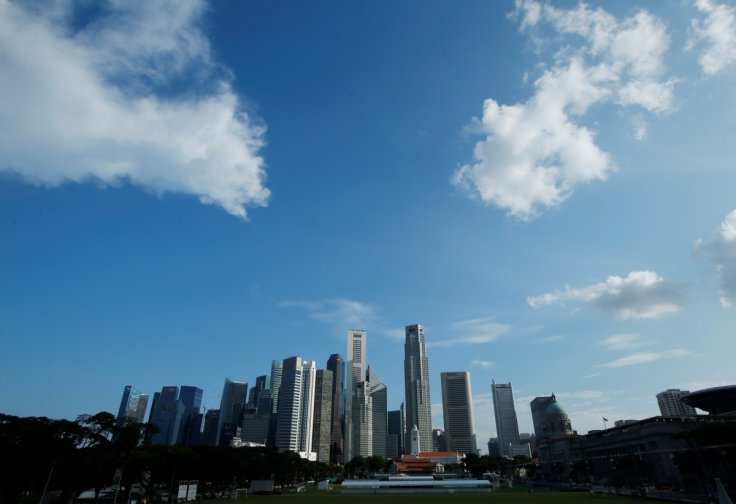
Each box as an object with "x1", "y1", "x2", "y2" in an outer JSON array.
[{"x1": 404, "y1": 324, "x2": 432, "y2": 452}]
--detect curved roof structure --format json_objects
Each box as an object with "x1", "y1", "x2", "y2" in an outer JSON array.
[
  {"x1": 547, "y1": 402, "x2": 566, "y2": 415},
  {"x1": 681, "y1": 385, "x2": 736, "y2": 415}
]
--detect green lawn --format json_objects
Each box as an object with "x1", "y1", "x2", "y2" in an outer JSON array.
[{"x1": 197, "y1": 487, "x2": 641, "y2": 504}]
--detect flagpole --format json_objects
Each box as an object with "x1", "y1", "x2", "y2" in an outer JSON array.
[{"x1": 602, "y1": 417, "x2": 608, "y2": 430}]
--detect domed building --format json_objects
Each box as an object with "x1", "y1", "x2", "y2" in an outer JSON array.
[{"x1": 544, "y1": 399, "x2": 574, "y2": 438}]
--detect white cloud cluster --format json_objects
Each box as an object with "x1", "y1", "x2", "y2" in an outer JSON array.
[
  {"x1": 528, "y1": 270, "x2": 684, "y2": 319},
  {"x1": 695, "y1": 209, "x2": 736, "y2": 307},
  {"x1": 688, "y1": 0, "x2": 736, "y2": 76},
  {"x1": 454, "y1": 1, "x2": 675, "y2": 219},
  {"x1": 601, "y1": 348, "x2": 691, "y2": 368},
  {"x1": 0, "y1": 0, "x2": 269, "y2": 218},
  {"x1": 429, "y1": 317, "x2": 510, "y2": 348}
]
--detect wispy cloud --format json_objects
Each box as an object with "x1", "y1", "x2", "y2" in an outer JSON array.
[
  {"x1": 279, "y1": 299, "x2": 377, "y2": 333},
  {"x1": 471, "y1": 359, "x2": 495, "y2": 369},
  {"x1": 454, "y1": 1, "x2": 675, "y2": 219},
  {"x1": 599, "y1": 333, "x2": 644, "y2": 351},
  {"x1": 687, "y1": 0, "x2": 736, "y2": 76},
  {"x1": 556, "y1": 390, "x2": 605, "y2": 400},
  {"x1": 528, "y1": 271, "x2": 684, "y2": 320},
  {"x1": 428, "y1": 317, "x2": 510, "y2": 348},
  {"x1": 600, "y1": 348, "x2": 691, "y2": 368},
  {"x1": 695, "y1": 209, "x2": 736, "y2": 307},
  {"x1": 0, "y1": 0, "x2": 269, "y2": 218}
]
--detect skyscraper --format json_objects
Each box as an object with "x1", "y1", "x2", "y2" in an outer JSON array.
[
  {"x1": 404, "y1": 323, "x2": 432, "y2": 452},
  {"x1": 492, "y1": 381, "x2": 521, "y2": 457},
  {"x1": 345, "y1": 330, "x2": 369, "y2": 462},
  {"x1": 298, "y1": 360, "x2": 317, "y2": 460},
  {"x1": 217, "y1": 378, "x2": 248, "y2": 446},
  {"x1": 387, "y1": 405, "x2": 405, "y2": 458},
  {"x1": 150, "y1": 386, "x2": 185, "y2": 445},
  {"x1": 275, "y1": 356, "x2": 317, "y2": 460},
  {"x1": 202, "y1": 409, "x2": 220, "y2": 446},
  {"x1": 311, "y1": 369, "x2": 333, "y2": 463},
  {"x1": 441, "y1": 371, "x2": 477, "y2": 454},
  {"x1": 275, "y1": 356, "x2": 303, "y2": 453},
  {"x1": 657, "y1": 389, "x2": 697, "y2": 416},
  {"x1": 115, "y1": 385, "x2": 149, "y2": 427},
  {"x1": 270, "y1": 360, "x2": 283, "y2": 414},
  {"x1": 368, "y1": 366, "x2": 387, "y2": 458},
  {"x1": 178, "y1": 386, "x2": 203, "y2": 446},
  {"x1": 326, "y1": 353, "x2": 344, "y2": 464}
]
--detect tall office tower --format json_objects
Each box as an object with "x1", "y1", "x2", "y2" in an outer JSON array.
[
  {"x1": 351, "y1": 380, "x2": 373, "y2": 457},
  {"x1": 326, "y1": 353, "x2": 344, "y2": 464},
  {"x1": 441, "y1": 372, "x2": 478, "y2": 454},
  {"x1": 404, "y1": 324, "x2": 432, "y2": 452},
  {"x1": 311, "y1": 369, "x2": 334, "y2": 463},
  {"x1": 217, "y1": 378, "x2": 248, "y2": 446},
  {"x1": 253, "y1": 375, "x2": 271, "y2": 410},
  {"x1": 298, "y1": 360, "x2": 317, "y2": 460},
  {"x1": 202, "y1": 409, "x2": 220, "y2": 446},
  {"x1": 256, "y1": 389, "x2": 273, "y2": 416},
  {"x1": 387, "y1": 405, "x2": 405, "y2": 458},
  {"x1": 270, "y1": 360, "x2": 283, "y2": 414},
  {"x1": 115, "y1": 385, "x2": 149, "y2": 427},
  {"x1": 345, "y1": 330, "x2": 368, "y2": 462},
  {"x1": 275, "y1": 356, "x2": 304, "y2": 453},
  {"x1": 178, "y1": 386, "x2": 203, "y2": 446},
  {"x1": 487, "y1": 437, "x2": 500, "y2": 457},
  {"x1": 368, "y1": 366, "x2": 388, "y2": 458},
  {"x1": 657, "y1": 389, "x2": 697, "y2": 416},
  {"x1": 148, "y1": 391, "x2": 160, "y2": 424},
  {"x1": 492, "y1": 381, "x2": 521, "y2": 457},
  {"x1": 150, "y1": 386, "x2": 185, "y2": 445}
]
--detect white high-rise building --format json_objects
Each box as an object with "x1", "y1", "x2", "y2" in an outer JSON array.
[
  {"x1": 404, "y1": 324, "x2": 432, "y2": 452},
  {"x1": 441, "y1": 371, "x2": 477, "y2": 454},
  {"x1": 492, "y1": 380, "x2": 521, "y2": 457},
  {"x1": 657, "y1": 389, "x2": 697, "y2": 417},
  {"x1": 345, "y1": 329, "x2": 370, "y2": 461},
  {"x1": 275, "y1": 356, "x2": 317, "y2": 460}
]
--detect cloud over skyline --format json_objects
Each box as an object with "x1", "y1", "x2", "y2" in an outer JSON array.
[
  {"x1": 528, "y1": 270, "x2": 685, "y2": 320},
  {"x1": 428, "y1": 317, "x2": 510, "y2": 348},
  {"x1": 600, "y1": 348, "x2": 691, "y2": 368},
  {"x1": 454, "y1": 1, "x2": 676, "y2": 219},
  {"x1": 0, "y1": 0, "x2": 269, "y2": 218}
]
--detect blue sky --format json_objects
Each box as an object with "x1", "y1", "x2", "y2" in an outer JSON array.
[{"x1": 2, "y1": 0, "x2": 736, "y2": 452}]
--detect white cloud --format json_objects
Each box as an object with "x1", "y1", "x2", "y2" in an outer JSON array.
[
  {"x1": 428, "y1": 317, "x2": 510, "y2": 348},
  {"x1": 0, "y1": 0, "x2": 269, "y2": 218},
  {"x1": 688, "y1": 0, "x2": 736, "y2": 76},
  {"x1": 279, "y1": 299, "x2": 377, "y2": 331},
  {"x1": 695, "y1": 209, "x2": 736, "y2": 307},
  {"x1": 471, "y1": 359, "x2": 495, "y2": 369},
  {"x1": 528, "y1": 270, "x2": 684, "y2": 319},
  {"x1": 455, "y1": 2, "x2": 675, "y2": 219},
  {"x1": 599, "y1": 333, "x2": 642, "y2": 350},
  {"x1": 601, "y1": 348, "x2": 691, "y2": 368}
]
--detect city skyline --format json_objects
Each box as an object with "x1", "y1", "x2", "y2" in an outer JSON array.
[{"x1": 3, "y1": 0, "x2": 736, "y2": 455}]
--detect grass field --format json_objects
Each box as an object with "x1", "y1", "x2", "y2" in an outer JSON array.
[{"x1": 197, "y1": 487, "x2": 640, "y2": 504}]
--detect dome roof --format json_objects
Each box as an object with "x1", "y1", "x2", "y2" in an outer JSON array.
[{"x1": 547, "y1": 402, "x2": 566, "y2": 415}]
